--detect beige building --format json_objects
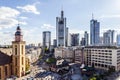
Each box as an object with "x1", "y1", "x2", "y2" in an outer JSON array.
[
  {"x1": 74, "y1": 47, "x2": 84, "y2": 64},
  {"x1": 84, "y1": 46, "x2": 120, "y2": 71},
  {"x1": 54, "y1": 47, "x2": 74, "y2": 62},
  {"x1": 0, "y1": 25, "x2": 26, "y2": 80}
]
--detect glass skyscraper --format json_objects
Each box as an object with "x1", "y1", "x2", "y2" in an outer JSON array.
[
  {"x1": 43, "y1": 31, "x2": 51, "y2": 49},
  {"x1": 56, "y1": 10, "x2": 67, "y2": 47},
  {"x1": 103, "y1": 30, "x2": 114, "y2": 46},
  {"x1": 117, "y1": 34, "x2": 120, "y2": 46},
  {"x1": 70, "y1": 33, "x2": 79, "y2": 46},
  {"x1": 90, "y1": 19, "x2": 100, "y2": 45}
]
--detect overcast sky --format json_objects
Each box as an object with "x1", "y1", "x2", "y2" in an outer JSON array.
[{"x1": 0, "y1": 0, "x2": 120, "y2": 45}]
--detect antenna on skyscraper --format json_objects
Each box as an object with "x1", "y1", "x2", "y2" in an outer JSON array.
[{"x1": 92, "y1": 13, "x2": 94, "y2": 19}]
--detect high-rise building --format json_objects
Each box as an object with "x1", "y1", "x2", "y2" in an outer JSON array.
[
  {"x1": 12, "y1": 25, "x2": 26, "y2": 77},
  {"x1": 43, "y1": 31, "x2": 51, "y2": 49},
  {"x1": 56, "y1": 10, "x2": 67, "y2": 47},
  {"x1": 103, "y1": 30, "x2": 114, "y2": 46},
  {"x1": 84, "y1": 31, "x2": 89, "y2": 46},
  {"x1": 53, "y1": 39, "x2": 57, "y2": 47},
  {"x1": 117, "y1": 34, "x2": 120, "y2": 46},
  {"x1": 80, "y1": 38, "x2": 86, "y2": 46},
  {"x1": 65, "y1": 27, "x2": 69, "y2": 47},
  {"x1": 90, "y1": 17, "x2": 100, "y2": 45},
  {"x1": 70, "y1": 34, "x2": 79, "y2": 46}
]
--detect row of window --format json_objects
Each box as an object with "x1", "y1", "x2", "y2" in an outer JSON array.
[
  {"x1": 15, "y1": 45, "x2": 24, "y2": 55},
  {"x1": 0, "y1": 65, "x2": 12, "y2": 79},
  {"x1": 85, "y1": 49, "x2": 112, "y2": 52}
]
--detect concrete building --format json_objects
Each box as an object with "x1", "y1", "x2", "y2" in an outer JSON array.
[
  {"x1": 103, "y1": 30, "x2": 114, "y2": 46},
  {"x1": 90, "y1": 17, "x2": 100, "y2": 45},
  {"x1": 70, "y1": 34, "x2": 79, "y2": 46},
  {"x1": 56, "y1": 10, "x2": 67, "y2": 47},
  {"x1": 43, "y1": 31, "x2": 51, "y2": 49},
  {"x1": 84, "y1": 46, "x2": 120, "y2": 71},
  {"x1": 84, "y1": 31, "x2": 89, "y2": 46}
]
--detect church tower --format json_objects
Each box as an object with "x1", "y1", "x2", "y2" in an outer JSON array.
[{"x1": 12, "y1": 24, "x2": 26, "y2": 77}]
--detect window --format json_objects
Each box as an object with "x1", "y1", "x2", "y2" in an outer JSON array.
[
  {"x1": 10, "y1": 65, "x2": 12, "y2": 75},
  {"x1": 15, "y1": 48, "x2": 17, "y2": 55},
  {"x1": 22, "y1": 45, "x2": 24, "y2": 54},
  {"x1": 0, "y1": 68, "x2": 1, "y2": 79},
  {"x1": 15, "y1": 58, "x2": 17, "y2": 66},
  {"x1": 5, "y1": 66, "x2": 7, "y2": 76},
  {"x1": 15, "y1": 68, "x2": 17, "y2": 75},
  {"x1": 22, "y1": 57, "x2": 24, "y2": 65}
]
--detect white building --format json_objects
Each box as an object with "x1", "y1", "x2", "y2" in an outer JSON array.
[
  {"x1": 54, "y1": 47, "x2": 74, "y2": 62},
  {"x1": 84, "y1": 46, "x2": 120, "y2": 71},
  {"x1": 26, "y1": 47, "x2": 41, "y2": 63}
]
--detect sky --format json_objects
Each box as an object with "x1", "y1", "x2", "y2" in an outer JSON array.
[{"x1": 0, "y1": 0, "x2": 120, "y2": 45}]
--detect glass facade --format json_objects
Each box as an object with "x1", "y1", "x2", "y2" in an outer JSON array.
[{"x1": 90, "y1": 19, "x2": 100, "y2": 45}]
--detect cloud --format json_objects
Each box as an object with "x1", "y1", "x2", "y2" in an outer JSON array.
[
  {"x1": 19, "y1": 16, "x2": 28, "y2": 20},
  {"x1": 17, "y1": 2, "x2": 40, "y2": 14},
  {"x1": 99, "y1": 14, "x2": 120, "y2": 19},
  {"x1": 0, "y1": 6, "x2": 27, "y2": 30},
  {"x1": 41, "y1": 24, "x2": 55, "y2": 29}
]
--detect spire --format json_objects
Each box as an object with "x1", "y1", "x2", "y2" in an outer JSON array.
[
  {"x1": 92, "y1": 13, "x2": 94, "y2": 19},
  {"x1": 61, "y1": 5, "x2": 64, "y2": 18},
  {"x1": 17, "y1": 22, "x2": 21, "y2": 31}
]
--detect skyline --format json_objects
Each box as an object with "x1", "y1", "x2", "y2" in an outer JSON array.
[{"x1": 0, "y1": 0, "x2": 120, "y2": 45}]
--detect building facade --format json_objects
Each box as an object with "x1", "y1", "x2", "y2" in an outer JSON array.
[
  {"x1": 117, "y1": 34, "x2": 120, "y2": 46},
  {"x1": 90, "y1": 19, "x2": 100, "y2": 45},
  {"x1": 70, "y1": 34, "x2": 79, "y2": 46},
  {"x1": 103, "y1": 30, "x2": 114, "y2": 46},
  {"x1": 84, "y1": 46, "x2": 120, "y2": 71},
  {"x1": 56, "y1": 10, "x2": 67, "y2": 47},
  {"x1": 43, "y1": 31, "x2": 51, "y2": 49},
  {"x1": 74, "y1": 47, "x2": 84, "y2": 64}
]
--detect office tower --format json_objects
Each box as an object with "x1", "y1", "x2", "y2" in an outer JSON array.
[
  {"x1": 56, "y1": 10, "x2": 67, "y2": 47},
  {"x1": 84, "y1": 31, "x2": 89, "y2": 46},
  {"x1": 117, "y1": 34, "x2": 120, "y2": 46},
  {"x1": 70, "y1": 33, "x2": 79, "y2": 46},
  {"x1": 43, "y1": 31, "x2": 51, "y2": 49},
  {"x1": 90, "y1": 16, "x2": 100, "y2": 45},
  {"x1": 103, "y1": 30, "x2": 114, "y2": 45},
  {"x1": 65, "y1": 27, "x2": 69, "y2": 47},
  {"x1": 12, "y1": 25, "x2": 26, "y2": 77},
  {"x1": 80, "y1": 38, "x2": 86, "y2": 46},
  {"x1": 53, "y1": 39, "x2": 57, "y2": 47}
]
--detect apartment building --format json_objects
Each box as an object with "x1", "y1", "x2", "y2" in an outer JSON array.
[{"x1": 84, "y1": 46, "x2": 120, "y2": 71}]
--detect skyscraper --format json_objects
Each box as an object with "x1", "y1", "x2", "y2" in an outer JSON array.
[
  {"x1": 70, "y1": 33, "x2": 79, "y2": 46},
  {"x1": 53, "y1": 39, "x2": 57, "y2": 47},
  {"x1": 103, "y1": 30, "x2": 114, "y2": 45},
  {"x1": 90, "y1": 17, "x2": 100, "y2": 45},
  {"x1": 56, "y1": 10, "x2": 67, "y2": 47},
  {"x1": 117, "y1": 34, "x2": 120, "y2": 46},
  {"x1": 43, "y1": 31, "x2": 51, "y2": 49},
  {"x1": 84, "y1": 31, "x2": 89, "y2": 46},
  {"x1": 80, "y1": 38, "x2": 86, "y2": 46}
]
